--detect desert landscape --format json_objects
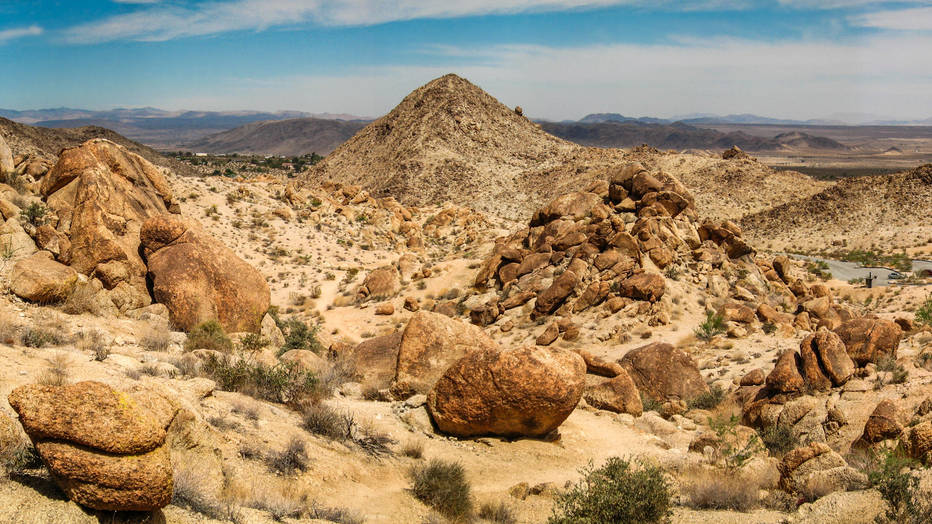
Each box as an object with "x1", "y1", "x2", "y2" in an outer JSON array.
[{"x1": 3, "y1": 2, "x2": 932, "y2": 524}]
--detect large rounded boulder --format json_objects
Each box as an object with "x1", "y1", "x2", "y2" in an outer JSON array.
[
  {"x1": 8, "y1": 381, "x2": 176, "y2": 511},
  {"x1": 619, "y1": 342, "x2": 708, "y2": 402},
  {"x1": 9, "y1": 252, "x2": 78, "y2": 303},
  {"x1": 834, "y1": 318, "x2": 902, "y2": 366},
  {"x1": 392, "y1": 311, "x2": 499, "y2": 397},
  {"x1": 140, "y1": 214, "x2": 270, "y2": 333},
  {"x1": 427, "y1": 345, "x2": 585, "y2": 438}
]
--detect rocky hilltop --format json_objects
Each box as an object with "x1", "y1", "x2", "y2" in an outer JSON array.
[{"x1": 304, "y1": 74, "x2": 624, "y2": 221}]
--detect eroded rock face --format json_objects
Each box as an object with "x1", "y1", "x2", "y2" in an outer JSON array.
[
  {"x1": 861, "y1": 400, "x2": 903, "y2": 444},
  {"x1": 392, "y1": 311, "x2": 499, "y2": 397},
  {"x1": 9, "y1": 252, "x2": 77, "y2": 303},
  {"x1": 619, "y1": 342, "x2": 709, "y2": 402},
  {"x1": 348, "y1": 331, "x2": 403, "y2": 390},
  {"x1": 140, "y1": 214, "x2": 270, "y2": 333},
  {"x1": 799, "y1": 331, "x2": 855, "y2": 389},
  {"x1": 834, "y1": 318, "x2": 902, "y2": 366},
  {"x1": 427, "y1": 345, "x2": 585, "y2": 437},
  {"x1": 357, "y1": 267, "x2": 401, "y2": 301},
  {"x1": 584, "y1": 370, "x2": 643, "y2": 416},
  {"x1": 8, "y1": 381, "x2": 176, "y2": 511},
  {"x1": 41, "y1": 139, "x2": 178, "y2": 312}
]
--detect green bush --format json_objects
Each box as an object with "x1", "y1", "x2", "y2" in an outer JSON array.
[
  {"x1": 916, "y1": 296, "x2": 932, "y2": 328},
  {"x1": 19, "y1": 202, "x2": 48, "y2": 227},
  {"x1": 278, "y1": 317, "x2": 324, "y2": 355},
  {"x1": 200, "y1": 353, "x2": 318, "y2": 405},
  {"x1": 695, "y1": 311, "x2": 726, "y2": 341},
  {"x1": 548, "y1": 457, "x2": 672, "y2": 524},
  {"x1": 868, "y1": 449, "x2": 932, "y2": 523},
  {"x1": 185, "y1": 320, "x2": 233, "y2": 352},
  {"x1": 688, "y1": 385, "x2": 726, "y2": 410},
  {"x1": 410, "y1": 459, "x2": 473, "y2": 521},
  {"x1": 761, "y1": 423, "x2": 797, "y2": 456}
]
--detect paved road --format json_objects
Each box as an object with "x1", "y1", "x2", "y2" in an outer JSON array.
[{"x1": 787, "y1": 254, "x2": 908, "y2": 287}]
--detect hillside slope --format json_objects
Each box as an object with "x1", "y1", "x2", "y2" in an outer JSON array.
[
  {"x1": 304, "y1": 74, "x2": 624, "y2": 221},
  {"x1": 186, "y1": 117, "x2": 368, "y2": 156}
]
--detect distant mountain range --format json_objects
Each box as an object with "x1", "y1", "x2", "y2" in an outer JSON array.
[{"x1": 578, "y1": 112, "x2": 932, "y2": 126}]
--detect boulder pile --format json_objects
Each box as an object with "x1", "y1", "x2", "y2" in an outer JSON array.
[{"x1": 8, "y1": 381, "x2": 177, "y2": 511}]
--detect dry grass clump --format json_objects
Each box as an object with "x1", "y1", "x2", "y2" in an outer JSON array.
[
  {"x1": 478, "y1": 500, "x2": 517, "y2": 524},
  {"x1": 0, "y1": 420, "x2": 41, "y2": 478},
  {"x1": 401, "y1": 440, "x2": 425, "y2": 459},
  {"x1": 184, "y1": 320, "x2": 232, "y2": 352},
  {"x1": 226, "y1": 472, "x2": 363, "y2": 523},
  {"x1": 265, "y1": 436, "x2": 310, "y2": 476},
  {"x1": 410, "y1": 459, "x2": 473, "y2": 522},
  {"x1": 172, "y1": 462, "x2": 241, "y2": 521},
  {"x1": 681, "y1": 467, "x2": 759, "y2": 511},
  {"x1": 139, "y1": 323, "x2": 172, "y2": 352},
  {"x1": 301, "y1": 404, "x2": 394, "y2": 457},
  {"x1": 77, "y1": 330, "x2": 109, "y2": 361},
  {"x1": 37, "y1": 352, "x2": 71, "y2": 387}
]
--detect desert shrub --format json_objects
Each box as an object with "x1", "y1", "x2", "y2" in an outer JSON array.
[
  {"x1": 694, "y1": 311, "x2": 726, "y2": 341},
  {"x1": 708, "y1": 415, "x2": 762, "y2": 470},
  {"x1": 640, "y1": 393, "x2": 663, "y2": 413},
  {"x1": 402, "y1": 440, "x2": 425, "y2": 459},
  {"x1": 21, "y1": 326, "x2": 63, "y2": 348},
  {"x1": 916, "y1": 296, "x2": 932, "y2": 327},
  {"x1": 868, "y1": 449, "x2": 932, "y2": 523},
  {"x1": 37, "y1": 353, "x2": 70, "y2": 386},
  {"x1": 410, "y1": 459, "x2": 473, "y2": 521},
  {"x1": 184, "y1": 320, "x2": 232, "y2": 352},
  {"x1": 688, "y1": 385, "x2": 726, "y2": 410},
  {"x1": 172, "y1": 462, "x2": 241, "y2": 521},
  {"x1": 232, "y1": 400, "x2": 260, "y2": 421},
  {"x1": 240, "y1": 333, "x2": 268, "y2": 352},
  {"x1": 549, "y1": 457, "x2": 672, "y2": 524},
  {"x1": 139, "y1": 363, "x2": 164, "y2": 377},
  {"x1": 478, "y1": 501, "x2": 516, "y2": 524},
  {"x1": 78, "y1": 330, "x2": 109, "y2": 361},
  {"x1": 0, "y1": 428, "x2": 41, "y2": 477},
  {"x1": 761, "y1": 423, "x2": 797, "y2": 456},
  {"x1": 762, "y1": 321, "x2": 777, "y2": 335},
  {"x1": 266, "y1": 436, "x2": 309, "y2": 476},
  {"x1": 682, "y1": 468, "x2": 757, "y2": 511},
  {"x1": 307, "y1": 503, "x2": 365, "y2": 524},
  {"x1": 200, "y1": 354, "x2": 318, "y2": 405},
  {"x1": 302, "y1": 404, "x2": 349, "y2": 440},
  {"x1": 278, "y1": 317, "x2": 324, "y2": 355},
  {"x1": 19, "y1": 202, "x2": 48, "y2": 227}
]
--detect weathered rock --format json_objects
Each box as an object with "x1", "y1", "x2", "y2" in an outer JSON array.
[
  {"x1": 536, "y1": 322, "x2": 560, "y2": 346},
  {"x1": 9, "y1": 252, "x2": 78, "y2": 303},
  {"x1": 619, "y1": 342, "x2": 709, "y2": 402},
  {"x1": 42, "y1": 139, "x2": 177, "y2": 311},
  {"x1": 393, "y1": 311, "x2": 499, "y2": 397},
  {"x1": 617, "y1": 272, "x2": 665, "y2": 302},
  {"x1": 740, "y1": 369, "x2": 766, "y2": 386},
  {"x1": 0, "y1": 135, "x2": 13, "y2": 175},
  {"x1": 834, "y1": 318, "x2": 902, "y2": 366},
  {"x1": 903, "y1": 421, "x2": 932, "y2": 465},
  {"x1": 37, "y1": 441, "x2": 172, "y2": 511},
  {"x1": 348, "y1": 331, "x2": 402, "y2": 390},
  {"x1": 8, "y1": 382, "x2": 174, "y2": 455},
  {"x1": 801, "y1": 331, "x2": 855, "y2": 387},
  {"x1": 575, "y1": 349, "x2": 624, "y2": 377},
  {"x1": 779, "y1": 442, "x2": 849, "y2": 493},
  {"x1": 0, "y1": 217, "x2": 37, "y2": 258},
  {"x1": 279, "y1": 349, "x2": 329, "y2": 375},
  {"x1": 358, "y1": 267, "x2": 401, "y2": 300},
  {"x1": 531, "y1": 192, "x2": 602, "y2": 226},
  {"x1": 140, "y1": 214, "x2": 270, "y2": 333},
  {"x1": 720, "y1": 302, "x2": 756, "y2": 324},
  {"x1": 861, "y1": 400, "x2": 903, "y2": 444},
  {"x1": 427, "y1": 346, "x2": 585, "y2": 437},
  {"x1": 534, "y1": 270, "x2": 578, "y2": 316},
  {"x1": 8, "y1": 381, "x2": 176, "y2": 512},
  {"x1": 584, "y1": 370, "x2": 643, "y2": 416},
  {"x1": 766, "y1": 349, "x2": 805, "y2": 394},
  {"x1": 375, "y1": 302, "x2": 395, "y2": 315}
]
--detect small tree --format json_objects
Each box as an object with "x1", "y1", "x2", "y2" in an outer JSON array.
[
  {"x1": 695, "y1": 311, "x2": 727, "y2": 341},
  {"x1": 915, "y1": 295, "x2": 932, "y2": 328}
]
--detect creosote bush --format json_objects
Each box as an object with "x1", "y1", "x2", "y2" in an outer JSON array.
[
  {"x1": 695, "y1": 311, "x2": 726, "y2": 342},
  {"x1": 201, "y1": 353, "x2": 318, "y2": 405},
  {"x1": 761, "y1": 423, "x2": 798, "y2": 456},
  {"x1": 410, "y1": 459, "x2": 473, "y2": 522},
  {"x1": 277, "y1": 316, "x2": 324, "y2": 355},
  {"x1": 868, "y1": 449, "x2": 932, "y2": 523},
  {"x1": 185, "y1": 320, "x2": 233, "y2": 352},
  {"x1": 688, "y1": 385, "x2": 726, "y2": 410},
  {"x1": 548, "y1": 457, "x2": 672, "y2": 524}
]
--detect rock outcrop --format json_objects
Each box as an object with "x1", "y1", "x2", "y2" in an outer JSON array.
[
  {"x1": 427, "y1": 345, "x2": 585, "y2": 437},
  {"x1": 8, "y1": 381, "x2": 176, "y2": 511},
  {"x1": 619, "y1": 342, "x2": 708, "y2": 402},
  {"x1": 834, "y1": 318, "x2": 902, "y2": 366},
  {"x1": 41, "y1": 139, "x2": 178, "y2": 312},
  {"x1": 140, "y1": 214, "x2": 270, "y2": 333}
]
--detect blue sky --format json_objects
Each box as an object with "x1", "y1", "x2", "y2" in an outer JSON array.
[{"x1": 1, "y1": 1, "x2": 931, "y2": 120}]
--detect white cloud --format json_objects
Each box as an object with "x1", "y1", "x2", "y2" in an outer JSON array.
[
  {"x1": 0, "y1": 25, "x2": 42, "y2": 43},
  {"x1": 152, "y1": 34, "x2": 932, "y2": 122},
  {"x1": 777, "y1": 0, "x2": 920, "y2": 8},
  {"x1": 851, "y1": 6, "x2": 932, "y2": 31},
  {"x1": 63, "y1": 0, "x2": 749, "y2": 43}
]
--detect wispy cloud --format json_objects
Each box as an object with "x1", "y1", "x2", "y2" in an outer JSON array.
[
  {"x1": 63, "y1": 0, "x2": 749, "y2": 44},
  {"x1": 0, "y1": 25, "x2": 42, "y2": 43},
  {"x1": 155, "y1": 33, "x2": 932, "y2": 121},
  {"x1": 851, "y1": 6, "x2": 932, "y2": 31}
]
